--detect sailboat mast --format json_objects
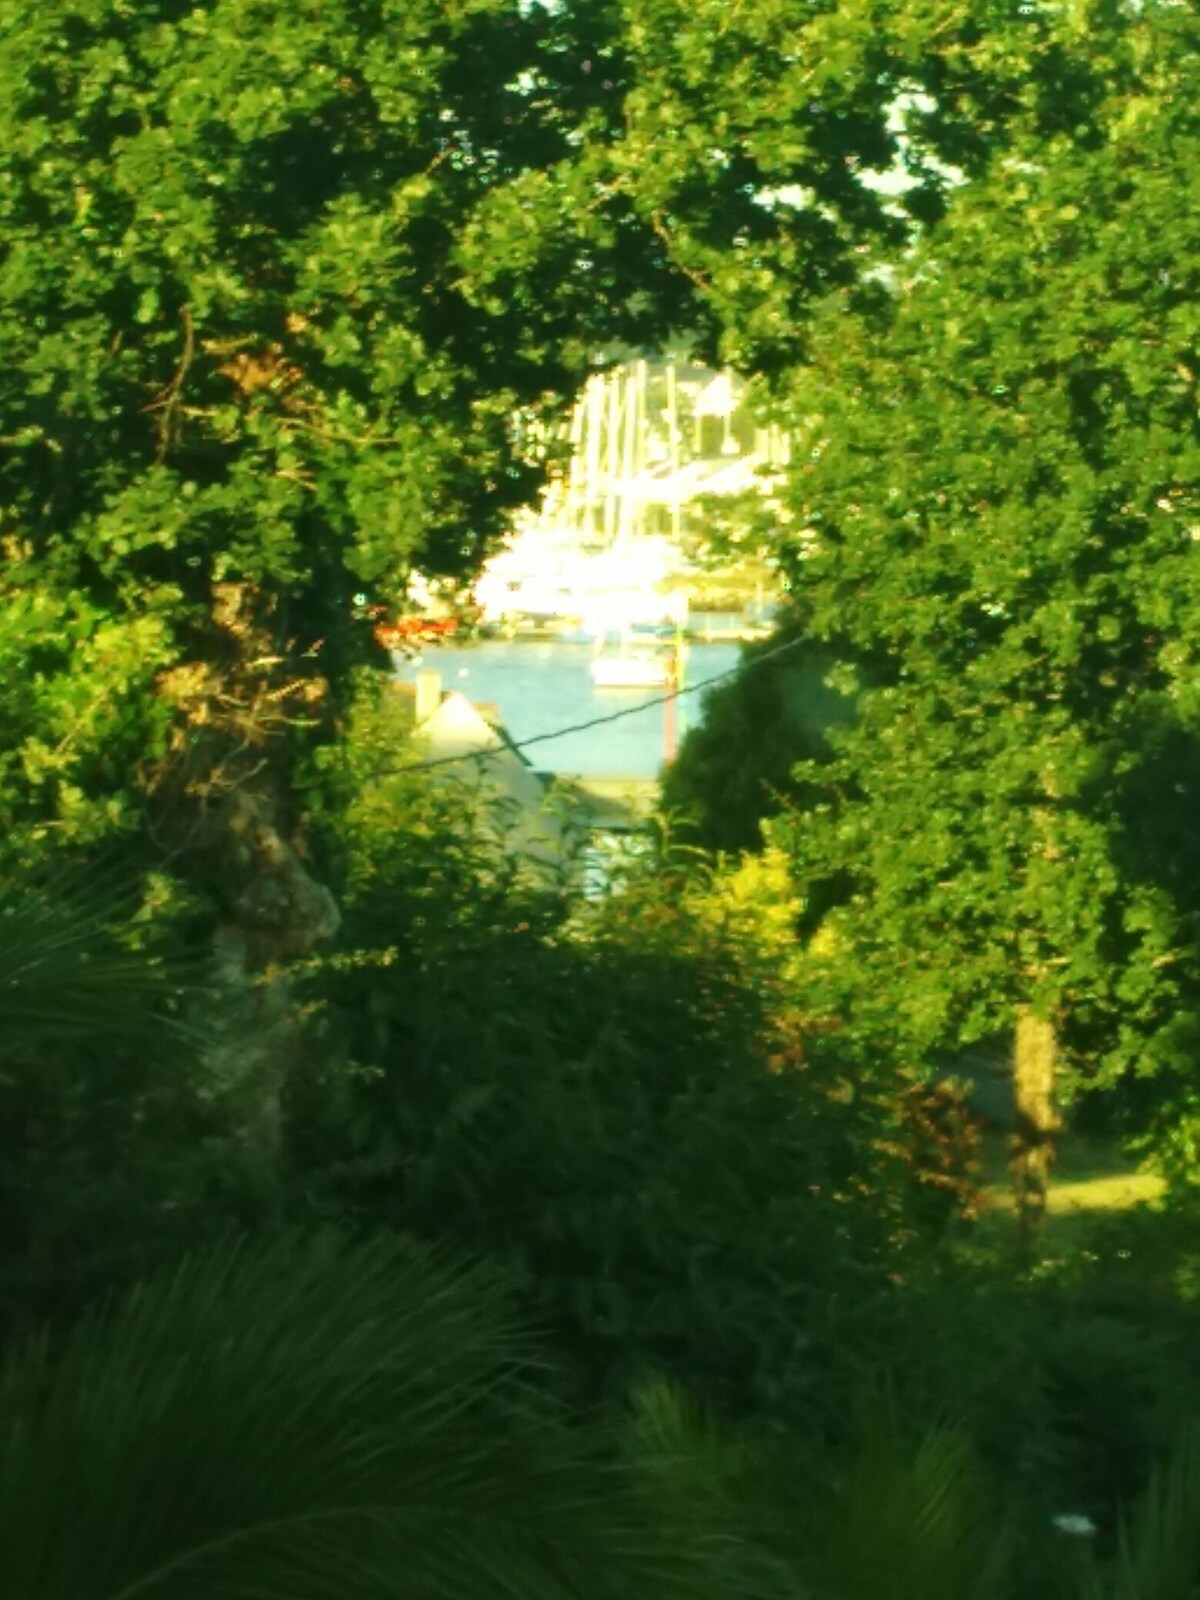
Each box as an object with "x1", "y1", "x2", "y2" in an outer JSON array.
[
  {"x1": 567, "y1": 387, "x2": 584, "y2": 538},
  {"x1": 605, "y1": 368, "x2": 621, "y2": 546},
  {"x1": 584, "y1": 376, "x2": 602, "y2": 543},
  {"x1": 665, "y1": 360, "x2": 681, "y2": 544},
  {"x1": 620, "y1": 363, "x2": 638, "y2": 545}
]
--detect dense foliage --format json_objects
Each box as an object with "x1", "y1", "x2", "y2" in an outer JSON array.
[
  {"x1": 0, "y1": 1230, "x2": 751, "y2": 1600},
  {"x1": 763, "y1": 7, "x2": 1200, "y2": 1132},
  {"x1": 277, "y1": 730, "x2": 928, "y2": 1421},
  {"x1": 0, "y1": 0, "x2": 689, "y2": 865},
  {"x1": 665, "y1": 3, "x2": 1200, "y2": 1167},
  {"x1": 0, "y1": 0, "x2": 1039, "y2": 867},
  {"x1": 660, "y1": 623, "x2": 853, "y2": 852},
  {"x1": 0, "y1": 865, "x2": 272, "y2": 1339},
  {"x1": 10, "y1": 0, "x2": 1200, "y2": 1592}
]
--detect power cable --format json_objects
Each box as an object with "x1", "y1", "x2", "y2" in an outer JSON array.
[{"x1": 379, "y1": 630, "x2": 804, "y2": 776}]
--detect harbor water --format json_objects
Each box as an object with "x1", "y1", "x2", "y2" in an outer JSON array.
[{"x1": 395, "y1": 639, "x2": 742, "y2": 777}]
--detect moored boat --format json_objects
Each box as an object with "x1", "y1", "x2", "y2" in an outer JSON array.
[{"x1": 590, "y1": 647, "x2": 675, "y2": 690}]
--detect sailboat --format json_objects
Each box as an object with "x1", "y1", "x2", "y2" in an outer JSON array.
[
  {"x1": 579, "y1": 361, "x2": 680, "y2": 689},
  {"x1": 590, "y1": 632, "x2": 674, "y2": 689}
]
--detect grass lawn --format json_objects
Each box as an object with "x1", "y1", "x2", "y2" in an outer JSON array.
[{"x1": 977, "y1": 1132, "x2": 1165, "y2": 1220}]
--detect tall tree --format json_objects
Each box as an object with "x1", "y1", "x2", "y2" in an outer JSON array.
[
  {"x1": 0, "y1": 0, "x2": 686, "y2": 879},
  {"x1": 631, "y1": 0, "x2": 1117, "y2": 868},
  {"x1": 612, "y1": 0, "x2": 1102, "y2": 373},
  {"x1": 759, "y1": 3, "x2": 1200, "y2": 1200}
]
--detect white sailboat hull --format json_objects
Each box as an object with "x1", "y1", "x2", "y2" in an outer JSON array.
[{"x1": 590, "y1": 654, "x2": 672, "y2": 689}]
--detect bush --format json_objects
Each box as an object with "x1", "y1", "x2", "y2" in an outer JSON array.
[
  {"x1": 0, "y1": 1230, "x2": 744, "y2": 1600},
  {"x1": 283, "y1": 805, "x2": 940, "y2": 1425},
  {"x1": 660, "y1": 619, "x2": 855, "y2": 854}
]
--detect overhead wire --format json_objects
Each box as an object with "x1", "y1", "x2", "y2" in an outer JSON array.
[{"x1": 379, "y1": 629, "x2": 805, "y2": 776}]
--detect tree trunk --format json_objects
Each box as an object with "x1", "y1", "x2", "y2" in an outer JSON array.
[
  {"x1": 205, "y1": 797, "x2": 340, "y2": 1204},
  {"x1": 1010, "y1": 1007, "x2": 1061, "y2": 1234}
]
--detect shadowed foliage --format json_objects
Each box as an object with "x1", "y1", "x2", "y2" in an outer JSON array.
[
  {"x1": 0, "y1": 1230, "x2": 749, "y2": 1600},
  {"x1": 0, "y1": 864, "x2": 266, "y2": 1340}
]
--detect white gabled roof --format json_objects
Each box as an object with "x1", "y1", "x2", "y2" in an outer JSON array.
[{"x1": 415, "y1": 692, "x2": 566, "y2": 867}]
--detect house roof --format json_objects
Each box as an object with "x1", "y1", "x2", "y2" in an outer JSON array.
[{"x1": 414, "y1": 691, "x2": 568, "y2": 867}]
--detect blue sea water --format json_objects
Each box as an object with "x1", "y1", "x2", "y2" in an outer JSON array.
[{"x1": 394, "y1": 639, "x2": 742, "y2": 777}]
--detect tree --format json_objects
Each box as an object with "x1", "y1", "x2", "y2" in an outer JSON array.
[
  {"x1": 661, "y1": 621, "x2": 854, "y2": 853},
  {"x1": 0, "y1": 0, "x2": 689, "y2": 876},
  {"x1": 755, "y1": 3, "x2": 1200, "y2": 1203},
  {"x1": 613, "y1": 0, "x2": 913, "y2": 376},
  {"x1": 611, "y1": 0, "x2": 1110, "y2": 376}
]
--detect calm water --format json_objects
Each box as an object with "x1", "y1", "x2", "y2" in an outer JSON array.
[{"x1": 395, "y1": 639, "x2": 742, "y2": 777}]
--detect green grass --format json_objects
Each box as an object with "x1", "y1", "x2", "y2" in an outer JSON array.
[{"x1": 978, "y1": 1133, "x2": 1165, "y2": 1221}]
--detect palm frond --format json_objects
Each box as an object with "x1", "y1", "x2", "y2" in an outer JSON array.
[
  {"x1": 0, "y1": 861, "x2": 208, "y2": 1060},
  {"x1": 0, "y1": 1230, "x2": 730, "y2": 1600},
  {"x1": 625, "y1": 1380, "x2": 794, "y2": 1600},
  {"x1": 777, "y1": 1407, "x2": 1013, "y2": 1600},
  {"x1": 1086, "y1": 1428, "x2": 1200, "y2": 1600}
]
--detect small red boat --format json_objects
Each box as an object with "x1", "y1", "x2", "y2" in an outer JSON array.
[{"x1": 374, "y1": 615, "x2": 461, "y2": 649}]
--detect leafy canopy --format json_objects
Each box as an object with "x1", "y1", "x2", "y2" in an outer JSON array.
[
  {"x1": 0, "y1": 0, "x2": 686, "y2": 859},
  {"x1": 757, "y1": 4, "x2": 1200, "y2": 1110}
]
